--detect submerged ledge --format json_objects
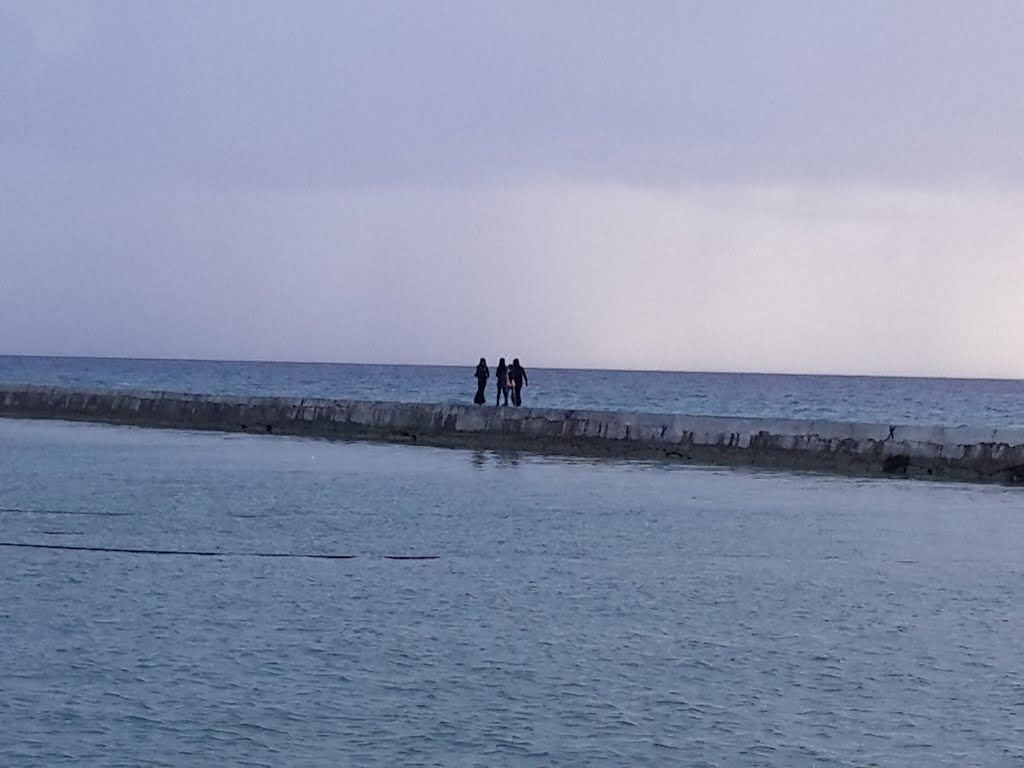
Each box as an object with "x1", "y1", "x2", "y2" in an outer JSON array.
[{"x1": 3, "y1": 385, "x2": 1024, "y2": 485}]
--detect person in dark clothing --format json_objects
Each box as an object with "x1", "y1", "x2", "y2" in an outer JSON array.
[
  {"x1": 510, "y1": 358, "x2": 528, "y2": 406},
  {"x1": 495, "y1": 357, "x2": 509, "y2": 406},
  {"x1": 473, "y1": 358, "x2": 489, "y2": 404}
]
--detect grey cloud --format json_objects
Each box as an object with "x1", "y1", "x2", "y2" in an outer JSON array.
[
  {"x1": 4, "y1": 1, "x2": 1024, "y2": 376},
  {"x1": 4, "y1": 1, "x2": 1024, "y2": 190}
]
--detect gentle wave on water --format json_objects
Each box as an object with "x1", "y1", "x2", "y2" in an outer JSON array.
[
  {"x1": 3, "y1": 355, "x2": 1024, "y2": 427},
  {"x1": 1, "y1": 419, "x2": 1023, "y2": 766}
]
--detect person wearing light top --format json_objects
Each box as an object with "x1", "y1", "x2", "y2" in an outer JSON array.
[{"x1": 509, "y1": 358, "x2": 528, "y2": 407}]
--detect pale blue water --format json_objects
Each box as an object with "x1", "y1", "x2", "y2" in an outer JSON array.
[
  {"x1": 3, "y1": 354, "x2": 1024, "y2": 427},
  {"x1": 3, "y1": 357, "x2": 1024, "y2": 765},
  {"x1": 2, "y1": 418, "x2": 1023, "y2": 766}
]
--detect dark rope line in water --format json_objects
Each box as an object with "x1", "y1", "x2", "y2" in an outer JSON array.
[
  {"x1": 0, "y1": 542, "x2": 356, "y2": 559},
  {"x1": 0, "y1": 507, "x2": 132, "y2": 517},
  {"x1": 0, "y1": 542, "x2": 440, "y2": 560}
]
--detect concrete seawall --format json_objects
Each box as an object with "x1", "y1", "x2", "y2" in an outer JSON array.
[{"x1": 3, "y1": 386, "x2": 1024, "y2": 484}]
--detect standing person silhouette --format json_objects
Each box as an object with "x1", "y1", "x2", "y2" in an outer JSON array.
[
  {"x1": 510, "y1": 358, "x2": 528, "y2": 406},
  {"x1": 473, "y1": 358, "x2": 489, "y2": 404},
  {"x1": 495, "y1": 358, "x2": 509, "y2": 406}
]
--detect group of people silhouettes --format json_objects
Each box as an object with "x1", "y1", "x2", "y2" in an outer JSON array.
[{"x1": 474, "y1": 358, "x2": 528, "y2": 406}]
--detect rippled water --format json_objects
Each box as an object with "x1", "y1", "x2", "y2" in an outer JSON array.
[
  {"x1": 3, "y1": 355, "x2": 1024, "y2": 427},
  {"x1": 2, "y1": 419, "x2": 1022, "y2": 766}
]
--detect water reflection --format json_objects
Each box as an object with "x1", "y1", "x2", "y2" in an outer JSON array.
[{"x1": 468, "y1": 448, "x2": 521, "y2": 469}]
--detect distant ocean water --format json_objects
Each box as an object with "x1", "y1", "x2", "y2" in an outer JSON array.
[{"x1": 2, "y1": 355, "x2": 1024, "y2": 427}]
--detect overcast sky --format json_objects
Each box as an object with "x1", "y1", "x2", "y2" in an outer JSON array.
[{"x1": 3, "y1": 1, "x2": 1023, "y2": 377}]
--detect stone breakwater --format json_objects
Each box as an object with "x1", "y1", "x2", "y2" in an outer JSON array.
[{"x1": 3, "y1": 386, "x2": 1024, "y2": 484}]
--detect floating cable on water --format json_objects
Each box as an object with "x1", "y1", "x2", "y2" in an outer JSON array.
[
  {"x1": 0, "y1": 541, "x2": 355, "y2": 559},
  {"x1": 0, "y1": 507, "x2": 132, "y2": 517},
  {"x1": 0, "y1": 541, "x2": 440, "y2": 560}
]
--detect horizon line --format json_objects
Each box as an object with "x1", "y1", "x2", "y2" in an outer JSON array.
[{"x1": 0, "y1": 352, "x2": 1021, "y2": 383}]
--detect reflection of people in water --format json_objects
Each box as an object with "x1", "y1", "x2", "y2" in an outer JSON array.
[
  {"x1": 473, "y1": 358, "x2": 489, "y2": 404},
  {"x1": 510, "y1": 358, "x2": 528, "y2": 406},
  {"x1": 495, "y1": 357, "x2": 509, "y2": 406}
]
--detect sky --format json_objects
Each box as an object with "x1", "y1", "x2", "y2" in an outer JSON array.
[{"x1": 2, "y1": 1, "x2": 1023, "y2": 377}]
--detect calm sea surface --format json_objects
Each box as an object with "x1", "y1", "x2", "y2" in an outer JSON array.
[
  {"x1": 3, "y1": 355, "x2": 1024, "y2": 427},
  {"x1": 1, "y1": 418, "x2": 1022, "y2": 767}
]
